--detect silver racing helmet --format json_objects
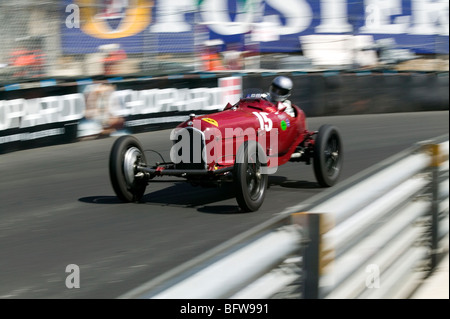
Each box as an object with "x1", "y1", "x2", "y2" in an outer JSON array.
[{"x1": 269, "y1": 76, "x2": 293, "y2": 102}]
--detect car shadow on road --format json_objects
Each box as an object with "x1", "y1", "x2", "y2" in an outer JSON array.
[
  {"x1": 197, "y1": 205, "x2": 243, "y2": 214},
  {"x1": 78, "y1": 182, "x2": 236, "y2": 208},
  {"x1": 78, "y1": 181, "x2": 239, "y2": 213},
  {"x1": 141, "y1": 182, "x2": 237, "y2": 208},
  {"x1": 78, "y1": 195, "x2": 125, "y2": 204},
  {"x1": 78, "y1": 176, "x2": 319, "y2": 211},
  {"x1": 268, "y1": 175, "x2": 320, "y2": 189}
]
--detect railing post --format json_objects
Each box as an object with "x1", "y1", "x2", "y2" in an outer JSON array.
[
  {"x1": 429, "y1": 143, "x2": 444, "y2": 269},
  {"x1": 292, "y1": 212, "x2": 334, "y2": 299}
]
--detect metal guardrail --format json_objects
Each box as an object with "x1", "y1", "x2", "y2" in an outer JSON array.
[
  {"x1": 300, "y1": 136, "x2": 449, "y2": 299},
  {"x1": 119, "y1": 214, "x2": 302, "y2": 299},
  {"x1": 120, "y1": 135, "x2": 449, "y2": 299}
]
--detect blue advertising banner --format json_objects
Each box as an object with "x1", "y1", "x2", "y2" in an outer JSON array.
[
  {"x1": 61, "y1": 0, "x2": 449, "y2": 54},
  {"x1": 62, "y1": 0, "x2": 149, "y2": 54}
]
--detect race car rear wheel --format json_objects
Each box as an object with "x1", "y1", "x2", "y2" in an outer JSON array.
[
  {"x1": 109, "y1": 135, "x2": 148, "y2": 202},
  {"x1": 313, "y1": 125, "x2": 343, "y2": 187},
  {"x1": 234, "y1": 141, "x2": 268, "y2": 212}
]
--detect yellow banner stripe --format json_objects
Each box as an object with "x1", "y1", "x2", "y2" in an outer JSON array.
[{"x1": 79, "y1": 0, "x2": 152, "y2": 39}]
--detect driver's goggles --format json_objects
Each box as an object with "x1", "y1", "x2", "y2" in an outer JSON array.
[{"x1": 270, "y1": 84, "x2": 290, "y2": 96}]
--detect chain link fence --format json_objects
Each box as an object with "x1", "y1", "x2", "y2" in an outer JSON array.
[
  {"x1": 0, "y1": 1, "x2": 61, "y2": 81},
  {"x1": 0, "y1": 1, "x2": 253, "y2": 83},
  {"x1": 0, "y1": 0, "x2": 448, "y2": 84}
]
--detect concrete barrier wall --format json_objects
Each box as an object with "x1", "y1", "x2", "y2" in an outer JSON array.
[
  {"x1": 244, "y1": 71, "x2": 449, "y2": 116},
  {"x1": 1, "y1": 71, "x2": 448, "y2": 154}
]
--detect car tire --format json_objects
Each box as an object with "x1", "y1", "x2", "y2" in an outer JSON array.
[
  {"x1": 109, "y1": 135, "x2": 147, "y2": 202},
  {"x1": 234, "y1": 141, "x2": 268, "y2": 212},
  {"x1": 313, "y1": 124, "x2": 343, "y2": 187}
]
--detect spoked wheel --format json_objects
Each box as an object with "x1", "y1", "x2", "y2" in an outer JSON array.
[
  {"x1": 234, "y1": 141, "x2": 268, "y2": 212},
  {"x1": 109, "y1": 135, "x2": 148, "y2": 202},
  {"x1": 313, "y1": 125, "x2": 343, "y2": 187}
]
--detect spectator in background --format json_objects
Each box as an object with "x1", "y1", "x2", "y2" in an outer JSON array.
[
  {"x1": 77, "y1": 83, "x2": 127, "y2": 139},
  {"x1": 100, "y1": 43, "x2": 127, "y2": 75},
  {"x1": 201, "y1": 40, "x2": 225, "y2": 71},
  {"x1": 222, "y1": 43, "x2": 244, "y2": 70},
  {"x1": 10, "y1": 47, "x2": 45, "y2": 78}
]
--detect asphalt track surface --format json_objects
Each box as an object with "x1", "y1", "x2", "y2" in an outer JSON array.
[{"x1": 0, "y1": 111, "x2": 448, "y2": 299}]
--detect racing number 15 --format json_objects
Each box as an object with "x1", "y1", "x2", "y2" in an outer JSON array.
[{"x1": 253, "y1": 112, "x2": 273, "y2": 132}]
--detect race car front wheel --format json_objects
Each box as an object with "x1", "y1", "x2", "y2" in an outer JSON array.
[
  {"x1": 109, "y1": 135, "x2": 148, "y2": 202},
  {"x1": 313, "y1": 124, "x2": 343, "y2": 187},
  {"x1": 234, "y1": 141, "x2": 268, "y2": 212}
]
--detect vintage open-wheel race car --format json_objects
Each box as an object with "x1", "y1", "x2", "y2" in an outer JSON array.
[{"x1": 109, "y1": 90, "x2": 343, "y2": 212}]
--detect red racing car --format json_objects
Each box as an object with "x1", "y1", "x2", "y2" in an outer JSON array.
[{"x1": 109, "y1": 91, "x2": 343, "y2": 212}]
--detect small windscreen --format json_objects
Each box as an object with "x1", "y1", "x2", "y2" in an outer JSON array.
[{"x1": 242, "y1": 88, "x2": 264, "y2": 99}]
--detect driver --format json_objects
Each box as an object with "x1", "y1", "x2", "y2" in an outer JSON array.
[{"x1": 267, "y1": 76, "x2": 295, "y2": 117}]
